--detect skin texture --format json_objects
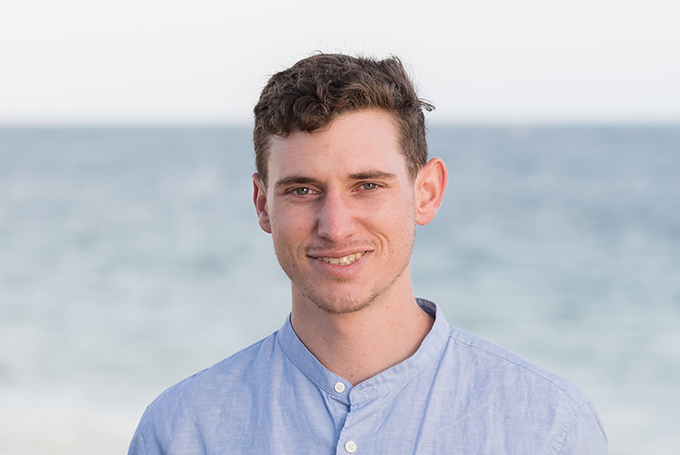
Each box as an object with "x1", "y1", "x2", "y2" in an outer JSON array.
[{"x1": 253, "y1": 109, "x2": 447, "y2": 384}]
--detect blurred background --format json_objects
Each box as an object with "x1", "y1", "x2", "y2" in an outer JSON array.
[{"x1": 1, "y1": 1, "x2": 679, "y2": 454}]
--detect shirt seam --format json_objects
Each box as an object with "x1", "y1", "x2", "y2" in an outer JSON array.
[
  {"x1": 554, "y1": 400, "x2": 586, "y2": 455},
  {"x1": 449, "y1": 333, "x2": 583, "y2": 404}
]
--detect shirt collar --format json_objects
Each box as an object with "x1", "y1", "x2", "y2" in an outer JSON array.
[{"x1": 276, "y1": 298, "x2": 451, "y2": 405}]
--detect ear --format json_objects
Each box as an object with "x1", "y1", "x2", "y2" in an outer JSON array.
[
  {"x1": 252, "y1": 173, "x2": 272, "y2": 233},
  {"x1": 415, "y1": 157, "x2": 448, "y2": 226}
]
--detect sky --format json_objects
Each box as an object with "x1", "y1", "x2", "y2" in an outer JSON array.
[{"x1": 1, "y1": 0, "x2": 679, "y2": 125}]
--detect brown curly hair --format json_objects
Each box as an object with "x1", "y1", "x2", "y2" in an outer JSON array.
[{"x1": 253, "y1": 54, "x2": 433, "y2": 185}]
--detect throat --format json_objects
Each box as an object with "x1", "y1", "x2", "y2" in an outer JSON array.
[{"x1": 290, "y1": 298, "x2": 434, "y2": 386}]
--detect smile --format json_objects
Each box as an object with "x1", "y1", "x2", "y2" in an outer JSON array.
[{"x1": 317, "y1": 252, "x2": 365, "y2": 266}]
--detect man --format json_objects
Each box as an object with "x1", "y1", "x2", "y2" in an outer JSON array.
[{"x1": 129, "y1": 54, "x2": 608, "y2": 454}]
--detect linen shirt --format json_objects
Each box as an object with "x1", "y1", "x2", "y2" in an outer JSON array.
[{"x1": 128, "y1": 299, "x2": 608, "y2": 454}]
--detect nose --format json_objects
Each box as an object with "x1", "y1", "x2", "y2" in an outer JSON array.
[{"x1": 316, "y1": 191, "x2": 356, "y2": 242}]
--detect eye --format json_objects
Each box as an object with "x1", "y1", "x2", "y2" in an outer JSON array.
[
  {"x1": 293, "y1": 187, "x2": 310, "y2": 196},
  {"x1": 361, "y1": 182, "x2": 379, "y2": 191}
]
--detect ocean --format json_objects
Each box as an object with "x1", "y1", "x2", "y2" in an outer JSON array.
[{"x1": 1, "y1": 126, "x2": 678, "y2": 454}]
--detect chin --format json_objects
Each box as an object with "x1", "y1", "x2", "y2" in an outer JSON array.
[{"x1": 302, "y1": 288, "x2": 380, "y2": 315}]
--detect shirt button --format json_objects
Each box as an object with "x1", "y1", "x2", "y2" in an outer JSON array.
[
  {"x1": 345, "y1": 441, "x2": 357, "y2": 453},
  {"x1": 334, "y1": 382, "x2": 346, "y2": 393}
]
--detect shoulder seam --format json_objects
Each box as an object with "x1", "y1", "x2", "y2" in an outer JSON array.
[{"x1": 448, "y1": 331, "x2": 585, "y2": 405}]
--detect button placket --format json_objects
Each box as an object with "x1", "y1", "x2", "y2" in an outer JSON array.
[{"x1": 335, "y1": 381, "x2": 363, "y2": 455}]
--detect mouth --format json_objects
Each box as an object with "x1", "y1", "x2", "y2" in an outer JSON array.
[{"x1": 316, "y1": 251, "x2": 366, "y2": 266}]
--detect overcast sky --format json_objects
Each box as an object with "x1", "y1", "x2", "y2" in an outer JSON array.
[{"x1": 1, "y1": 0, "x2": 679, "y2": 125}]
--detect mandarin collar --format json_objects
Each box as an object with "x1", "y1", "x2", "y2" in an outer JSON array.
[{"x1": 276, "y1": 298, "x2": 451, "y2": 405}]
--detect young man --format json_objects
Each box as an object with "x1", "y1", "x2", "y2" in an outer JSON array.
[{"x1": 129, "y1": 54, "x2": 608, "y2": 454}]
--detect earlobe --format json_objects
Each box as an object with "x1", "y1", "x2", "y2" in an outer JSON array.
[
  {"x1": 252, "y1": 173, "x2": 272, "y2": 233},
  {"x1": 415, "y1": 158, "x2": 448, "y2": 226}
]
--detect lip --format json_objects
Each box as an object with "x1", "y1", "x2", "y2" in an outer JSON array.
[
  {"x1": 308, "y1": 249, "x2": 369, "y2": 259},
  {"x1": 307, "y1": 249, "x2": 370, "y2": 276},
  {"x1": 318, "y1": 251, "x2": 365, "y2": 265}
]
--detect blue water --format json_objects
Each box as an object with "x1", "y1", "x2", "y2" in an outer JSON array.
[{"x1": 1, "y1": 126, "x2": 678, "y2": 454}]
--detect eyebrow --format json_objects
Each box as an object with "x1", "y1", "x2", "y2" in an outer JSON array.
[
  {"x1": 274, "y1": 176, "x2": 317, "y2": 189},
  {"x1": 274, "y1": 170, "x2": 397, "y2": 189},
  {"x1": 348, "y1": 170, "x2": 397, "y2": 181}
]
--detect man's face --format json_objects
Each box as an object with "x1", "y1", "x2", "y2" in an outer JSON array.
[{"x1": 253, "y1": 109, "x2": 421, "y2": 315}]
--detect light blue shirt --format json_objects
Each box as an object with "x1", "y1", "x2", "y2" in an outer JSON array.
[{"x1": 129, "y1": 299, "x2": 608, "y2": 454}]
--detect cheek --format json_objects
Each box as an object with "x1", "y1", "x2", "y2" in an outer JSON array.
[
  {"x1": 360, "y1": 201, "x2": 415, "y2": 242},
  {"x1": 367, "y1": 193, "x2": 416, "y2": 223},
  {"x1": 271, "y1": 207, "x2": 313, "y2": 242}
]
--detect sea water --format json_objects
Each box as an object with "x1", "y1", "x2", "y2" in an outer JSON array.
[{"x1": 0, "y1": 126, "x2": 678, "y2": 454}]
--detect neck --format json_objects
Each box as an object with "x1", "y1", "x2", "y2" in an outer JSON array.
[{"x1": 289, "y1": 280, "x2": 434, "y2": 386}]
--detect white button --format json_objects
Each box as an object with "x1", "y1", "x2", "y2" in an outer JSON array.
[
  {"x1": 334, "y1": 382, "x2": 346, "y2": 393},
  {"x1": 345, "y1": 440, "x2": 357, "y2": 453}
]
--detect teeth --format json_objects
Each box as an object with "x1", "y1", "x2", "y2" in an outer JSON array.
[{"x1": 319, "y1": 252, "x2": 365, "y2": 265}]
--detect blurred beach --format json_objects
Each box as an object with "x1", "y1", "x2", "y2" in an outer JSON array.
[{"x1": 1, "y1": 126, "x2": 678, "y2": 454}]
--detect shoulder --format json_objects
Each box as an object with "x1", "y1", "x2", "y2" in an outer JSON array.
[
  {"x1": 138, "y1": 330, "x2": 281, "y2": 427},
  {"x1": 444, "y1": 325, "x2": 590, "y2": 405},
  {"x1": 128, "y1": 331, "x2": 286, "y2": 454},
  {"x1": 436, "y1": 325, "x2": 608, "y2": 453}
]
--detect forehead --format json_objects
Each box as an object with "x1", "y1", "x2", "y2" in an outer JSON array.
[{"x1": 266, "y1": 109, "x2": 408, "y2": 181}]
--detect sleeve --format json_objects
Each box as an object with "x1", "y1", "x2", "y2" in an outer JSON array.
[
  {"x1": 127, "y1": 425, "x2": 147, "y2": 455},
  {"x1": 127, "y1": 409, "x2": 163, "y2": 455},
  {"x1": 558, "y1": 401, "x2": 609, "y2": 454}
]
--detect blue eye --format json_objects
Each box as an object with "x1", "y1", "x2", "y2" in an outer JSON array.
[
  {"x1": 362, "y1": 183, "x2": 378, "y2": 190},
  {"x1": 294, "y1": 187, "x2": 310, "y2": 195}
]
